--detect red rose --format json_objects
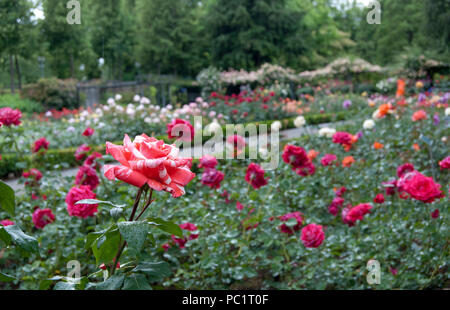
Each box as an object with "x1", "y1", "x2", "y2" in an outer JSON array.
[
  {"x1": 245, "y1": 163, "x2": 268, "y2": 189},
  {"x1": 282, "y1": 145, "x2": 309, "y2": 168},
  {"x1": 374, "y1": 193, "x2": 385, "y2": 204},
  {"x1": 32, "y1": 208, "x2": 55, "y2": 229},
  {"x1": 166, "y1": 119, "x2": 194, "y2": 142},
  {"x1": 65, "y1": 186, "x2": 98, "y2": 218},
  {"x1": 301, "y1": 224, "x2": 325, "y2": 248},
  {"x1": 198, "y1": 155, "x2": 218, "y2": 169},
  {"x1": 321, "y1": 154, "x2": 337, "y2": 167},
  {"x1": 294, "y1": 162, "x2": 316, "y2": 176},
  {"x1": 75, "y1": 164, "x2": 100, "y2": 190},
  {"x1": 400, "y1": 171, "x2": 444, "y2": 203},
  {"x1": 0, "y1": 107, "x2": 22, "y2": 126},
  {"x1": 344, "y1": 203, "x2": 373, "y2": 226},
  {"x1": 439, "y1": 156, "x2": 450, "y2": 170},
  {"x1": 32, "y1": 137, "x2": 50, "y2": 153},
  {"x1": 82, "y1": 127, "x2": 95, "y2": 137},
  {"x1": 431, "y1": 209, "x2": 440, "y2": 219},
  {"x1": 0, "y1": 219, "x2": 15, "y2": 226},
  {"x1": 236, "y1": 201, "x2": 244, "y2": 211},
  {"x1": 279, "y1": 212, "x2": 303, "y2": 234},
  {"x1": 332, "y1": 132, "x2": 353, "y2": 146},
  {"x1": 23, "y1": 168, "x2": 43, "y2": 182},
  {"x1": 201, "y1": 168, "x2": 224, "y2": 189}
]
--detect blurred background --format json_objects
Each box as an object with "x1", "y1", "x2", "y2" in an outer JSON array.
[{"x1": 0, "y1": 0, "x2": 449, "y2": 109}]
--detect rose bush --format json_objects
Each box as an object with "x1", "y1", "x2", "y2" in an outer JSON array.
[{"x1": 0, "y1": 86, "x2": 448, "y2": 290}]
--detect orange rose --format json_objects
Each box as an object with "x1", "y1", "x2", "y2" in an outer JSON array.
[
  {"x1": 342, "y1": 156, "x2": 355, "y2": 167},
  {"x1": 373, "y1": 142, "x2": 384, "y2": 150},
  {"x1": 103, "y1": 134, "x2": 196, "y2": 198},
  {"x1": 378, "y1": 104, "x2": 391, "y2": 117},
  {"x1": 413, "y1": 143, "x2": 420, "y2": 151},
  {"x1": 307, "y1": 149, "x2": 320, "y2": 161},
  {"x1": 396, "y1": 79, "x2": 405, "y2": 97},
  {"x1": 412, "y1": 110, "x2": 427, "y2": 122}
]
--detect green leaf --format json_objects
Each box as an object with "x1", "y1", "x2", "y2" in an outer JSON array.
[
  {"x1": 76, "y1": 199, "x2": 125, "y2": 208},
  {"x1": 148, "y1": 217, "x2": 182, "y2": 237},
  {"x1": 4, "y1": 225, "x2": 39, "y2": 254},
  {"x1": 122, "y1": 274, "x2": 152, "y2": 290},
  {"x1": 0, "y1": 272, "x2": 15, "y2": 282},
  {"x1": 91, "y1": 228, "x2": 120, "y2": 265},
  {"x1": 0, "y1": 180, "x2": 15, "y2": 217},
  {"x1": 117, "y1": 221, "x2": 149, "y2": 253},
  {"x1": 85, "y1": 225, "x2": 116, "y2": 250},
  {"x1": 132, "y1": 261, "x2": 172, "y2": 282},
  {"x1": 96, "y1": 275, "x2": 125, "y2": 290},
  {"x1": 53, "y1": 281, "x2": 76, "y2": 290},
  {"x1": 0, "y1": 227, "x2": 12, "y2": 246}
]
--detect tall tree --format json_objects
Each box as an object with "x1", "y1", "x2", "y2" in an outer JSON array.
[
  {"x1": 88, "y1": 0, "x2": 136, "y2": 81},
  {"x1": 206, "y1": 0, "x2": 305, "y2": 70},
  {"x1": 41, "y1": 0, "x2": 87, "y2": 78},
  {"x1": 136, "y1": 0, "x2": 205, "y2": 76},
  {"x1": 0, "y1": 0, "x2": 33, "y2": 92}
]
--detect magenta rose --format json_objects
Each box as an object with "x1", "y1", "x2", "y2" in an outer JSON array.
[
  {"x1": 245, "y1": 163, "x2": 268, "y2": 189},
  {"x1": 65, "y1": 186, "x2": 98, "y2": 218},
  {"x1": 32, "y1": 208, "x2": 55, "y2": 229},
  {"x1": 32, "y1": 137, "x2": 50, "y2": 153},
  {"x1": 198, "y1": 155, "x2": 218, "y2": 169},
  {"x1": 301, "y1": 223, "x2": 325, "y2": 248},
  {"x1": 400, "y1": 171, "x2": 444, "y2": 203},
  {"x1": 321, "y1": 154, "x2": 337, "y2": 167},
  {"x1": 201, "y1": 168, "x2": 225, "y2": 189},
  {"x1": 166, "y1": 119, "x2": 194, "y2": 142},
  {"x1": 0, "y1": 107, "x2": 22, "y2": 126}
]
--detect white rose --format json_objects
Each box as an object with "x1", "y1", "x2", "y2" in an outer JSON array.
[
  {"x1": 144, "y1": 117, "x2": 152, "y2": 124},
  {"x1": 115, "y1": 94, "x2": 122, "y2": 101},
  {"x1": 133, "y1": 95, "x2": 141, "y2": 102},
  {"x1": 107, "y1": 98, "x2": 115, "y2": 105},
  {"x1": 445, "y1": 107, "x2": 450, "y2": 116},
  {"x1": 140, "y1": 97, "x2": 150, "y2": 104},
  {"x1": 294, "y1": 115, "x2": 306, "y2": 128},
  {"x1": 363, "y1": 119, "x2": 375, "y2": 130},
  {"x1": 318, "y1": 127, "x2": 336, "y2": 138},
  {"x1": 271, "y1": 121, "x2": 282, "y2": 132}
]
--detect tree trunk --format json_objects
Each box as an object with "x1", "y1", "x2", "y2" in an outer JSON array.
[
  {"x1": 9, "y1": 54, "x2": 15, "y2": 94},
  {"x1": 14, "y1": 55, "x2": 22, "y2": 90}
]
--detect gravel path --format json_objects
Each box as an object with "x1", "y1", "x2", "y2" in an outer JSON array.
[{"x1": 3, "y1": 121, "x2": 352, "y2": 193}]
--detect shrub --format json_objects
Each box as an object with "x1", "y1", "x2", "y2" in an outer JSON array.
[
  {"x1": 0, "y1": 94, "x2": 43, "y2": 114},
  {"x1": 21, "y1": 78, "x2": 79, "y2": 110}
]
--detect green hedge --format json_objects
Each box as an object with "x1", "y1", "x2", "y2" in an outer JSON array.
[{"x1": 0, "y1": 111, "x2": 350, "y2": 178}]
